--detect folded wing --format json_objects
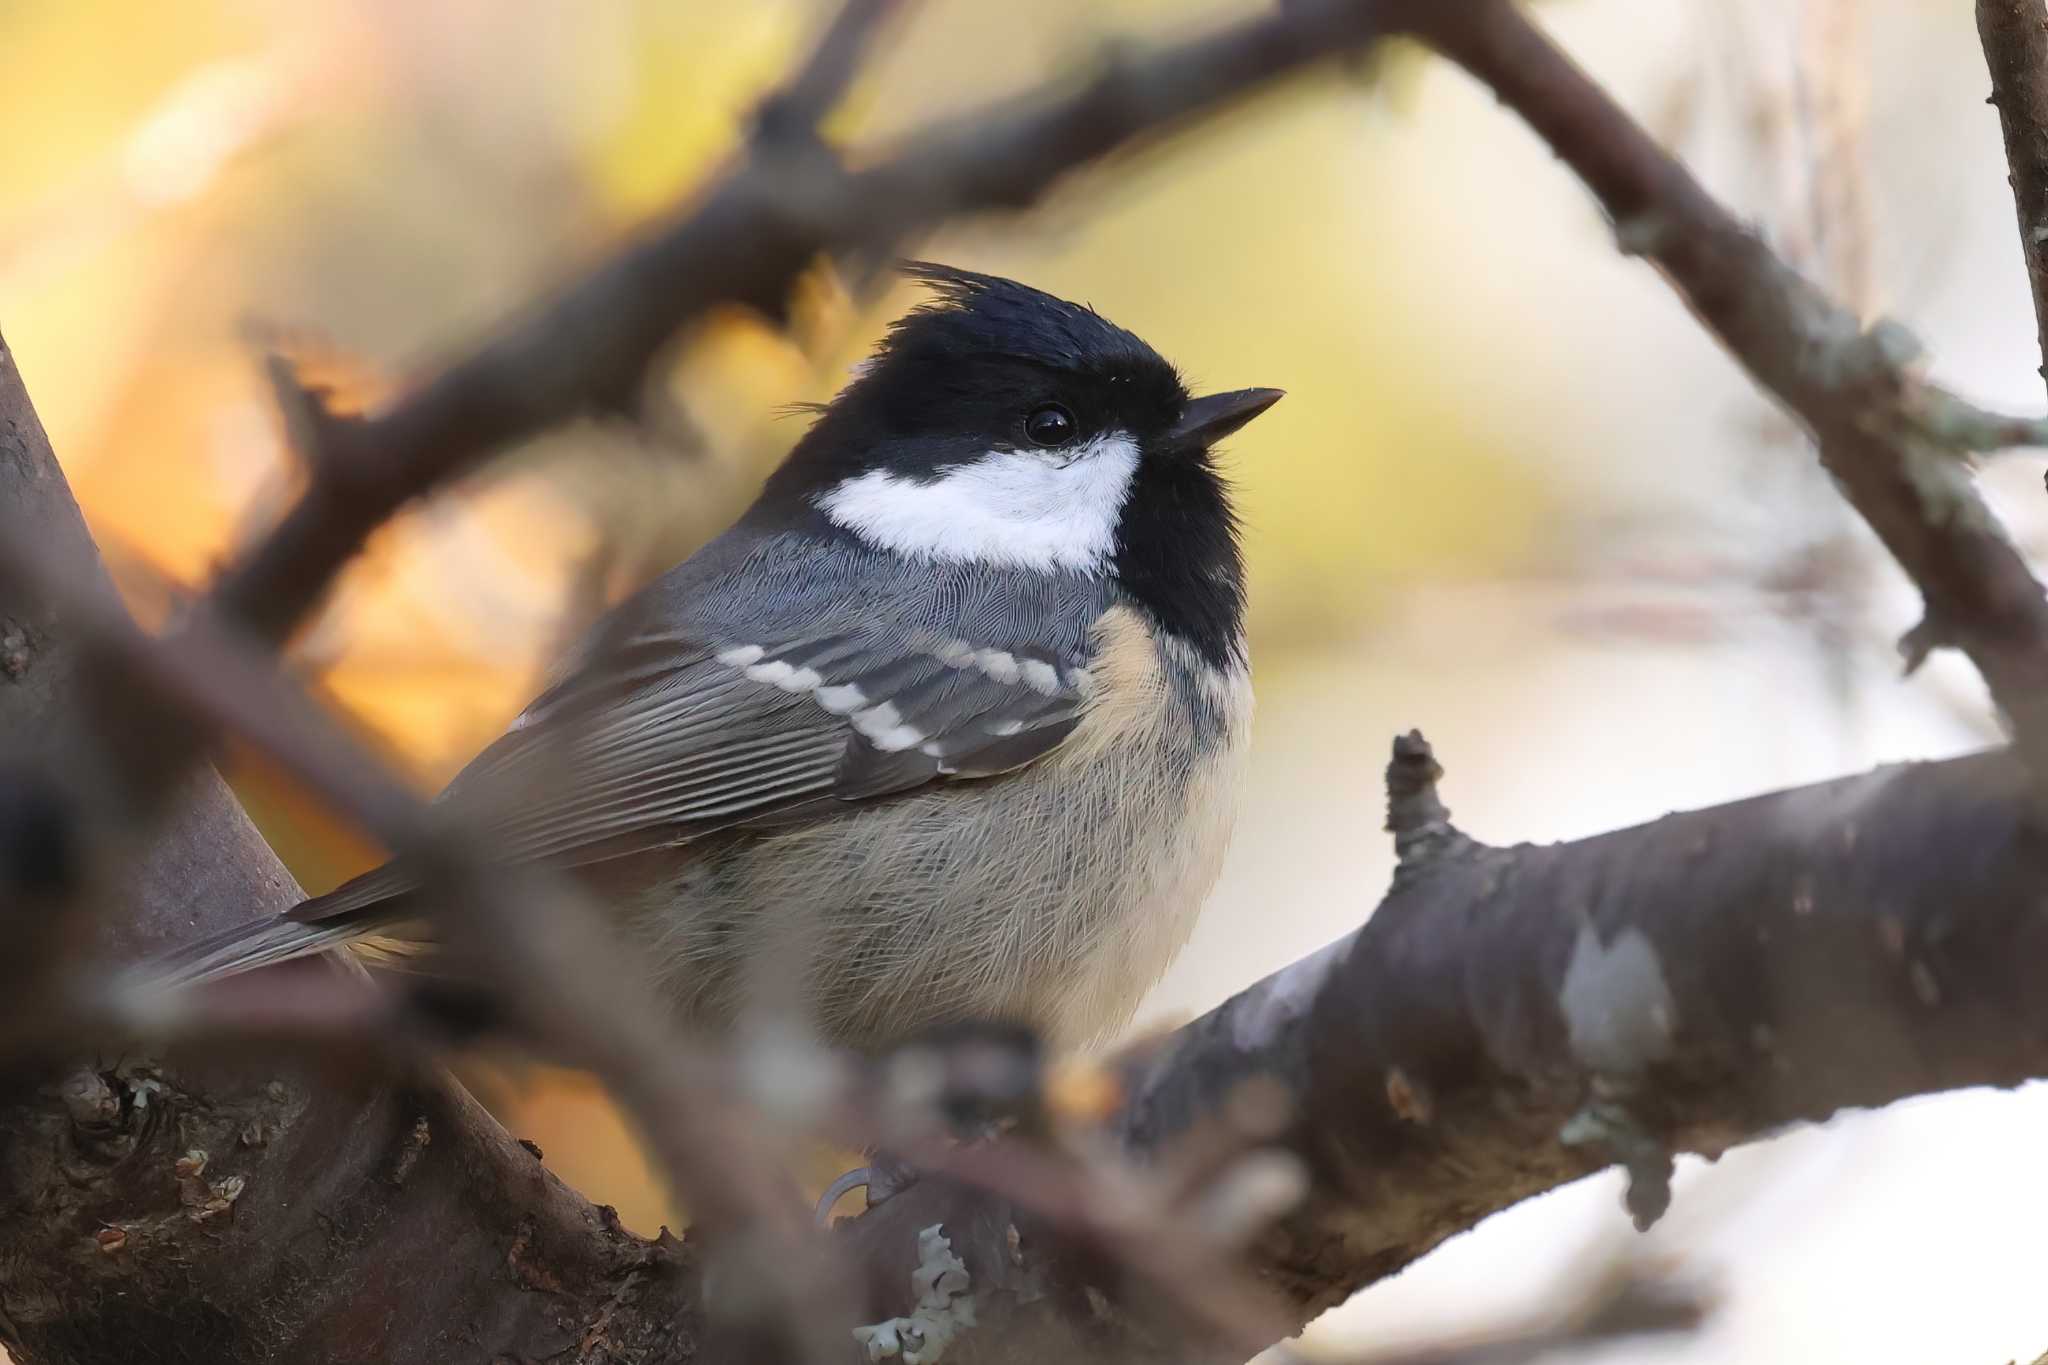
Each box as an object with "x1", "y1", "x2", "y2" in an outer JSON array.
[{"x1": 290, "y1": 619, "x2": 1098, "y2": 925}]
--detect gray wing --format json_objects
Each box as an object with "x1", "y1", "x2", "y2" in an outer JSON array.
[{"x1": 290, "y1": 616, "x2": 1099, "y2": 924}]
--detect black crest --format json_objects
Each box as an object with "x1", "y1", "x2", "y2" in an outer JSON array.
[{"x1": 883, "y1": 262, "x2": 1182, "y2": 381}]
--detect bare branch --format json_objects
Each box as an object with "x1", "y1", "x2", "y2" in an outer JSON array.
[
  {"x1": 206, "y1": 0, "x2": 1395, "y2": 646},
  {"x1": 1402, "y1": 0, "x2": 2048, "y2": 784},
  {"x1": 836, "y1": 737, "x2": 2048, "y2": 1359},
  {"x1": 1795, "y1": 0, "x2": 1875, "y2": 317},
  {"x1": 752, "y1": 0, "x2": 912, "y2": 141},
  {"x1": 0, "y1": 509, "x2": 854, "y2": 1363},
  {"x1": 1978, "y1": 0, "x2": 2048, "y2": 394}
]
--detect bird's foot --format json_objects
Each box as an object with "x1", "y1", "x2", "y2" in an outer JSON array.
[{"x1": 815, "y1": 1149, "x2": 920, "y2": 1226}]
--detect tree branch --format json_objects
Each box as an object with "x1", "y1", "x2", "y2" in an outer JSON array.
[
  {"x1": 1978, "y1": 0, "x2": 2048, "y2": 394},
  {"x1": 752, "y1": 0, "x2": 910, "y2": 140},
  {"x1": 209, "y1": 0, "x2": 1395, "y2": 647},
  {"x1": 828, "y1": 738, "x2": 2048, "y2": 1363},
  {"x1": 1403, "y1": 0, "x2": 2048, "y2": 781}
]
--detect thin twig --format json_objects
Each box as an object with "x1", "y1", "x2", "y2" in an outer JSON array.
[
  {"x1": 752, "y1": 0, "x2": 911, "y2": 140},
  {"x1": 1978, "y1": 0, "x2": 2048, "y2": 394},
  {"x1": 829, "y1": 1102, "x2": 1303, "y2": 1360}
]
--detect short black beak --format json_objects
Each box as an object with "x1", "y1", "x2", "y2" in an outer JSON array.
[{"x1": 1167, "y1": 387, "x2": 1285, "y2": 446}]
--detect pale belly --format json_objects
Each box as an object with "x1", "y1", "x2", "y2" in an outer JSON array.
[{"x1": 631, "y1": 658, "x2": 1251, "y2": 1054}]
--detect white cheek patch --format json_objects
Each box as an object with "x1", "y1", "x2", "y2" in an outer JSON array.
[{"x1": 813, "y1": 432, "x2": 1140, "y2": 574}]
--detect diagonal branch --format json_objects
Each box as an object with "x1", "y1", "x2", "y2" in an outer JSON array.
[
  {"x1": 0, "y1": 519, "x2": 858, "y2": 1361},
  {"x1": 1400, "y1": 0, "x2": 2048, "y2": 785},
  {"x1": 1978, "y1": 0, "x2": 2048, "y2": 394},
  {"x1": 0, "y1": 331, "x2": 714, "y2": 1365},
  {"x1": 752, "y1": 0, "x2": 911, "y2": 141},
  {"x1": 210, "y1": 0, "x2": 1396, "y2": 646}
]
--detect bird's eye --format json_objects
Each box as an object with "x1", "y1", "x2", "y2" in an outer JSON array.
[{"x1": 1024, "y1": 403, "x2": 1076, "y2": 447}]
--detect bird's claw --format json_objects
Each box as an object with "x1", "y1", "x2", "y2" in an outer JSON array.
[
  {"x1": 815, "y1": 1166, "x2": 872, "y2": 1226},
  {"x1": 815, "y1": 1151, "x2": 921, "y2": 1226}
]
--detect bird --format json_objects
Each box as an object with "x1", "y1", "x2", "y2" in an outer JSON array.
[{"x1": 149, "y1": 263, "x2": 1281, "y2": 1058}]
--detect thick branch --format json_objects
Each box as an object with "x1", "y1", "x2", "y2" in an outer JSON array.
[
  {"x1": 838, "y1": 742, "x2": 2048, "y2": 1360},
  {"x1": 1405, "y1": 0, "x2": 2048, "y2": 777},
  {"x1": 1978, "y1": 0, "x2": 2048, "y2": 393}
]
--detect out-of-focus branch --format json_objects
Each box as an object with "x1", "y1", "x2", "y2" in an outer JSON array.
[
  {"x1": 1978, "y1": 0, "x2": 2048, "y2": 394},
  {"x1": 0, "y1": 504, "x2": 1336, "y2": 1365},
  {"x1": 0, "y1": 332, "x2": 716, "y2": 1365},
  {"x1": 1402, "y1": 0, "x2": 2048, "y2": 780},
  {"x1": 0, "y1": 517, "x2": 855, "y2": 1362},
  {"x1": 753, "y1": 0, "x2": 910, "y2": 138},
  {"x1": 212, "y1": 0, "x2": 1395, "y2": 646},
  {"x1": 1795, "y1": 0, "x2": 1874, "y2": 317}
]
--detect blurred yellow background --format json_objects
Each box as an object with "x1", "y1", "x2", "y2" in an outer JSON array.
[{"x1": 6, "y1": 1, "x2": 2048, "y2": 1360}]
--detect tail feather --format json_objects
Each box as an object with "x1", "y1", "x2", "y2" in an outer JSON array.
[
  {"x1": 137, "y1": 847, "x2": 432, "y2": 987},
  {"x1": 121, "y1": 910, "x2": 386, "y2": 998}
]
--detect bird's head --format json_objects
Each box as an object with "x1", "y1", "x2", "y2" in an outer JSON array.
[{"x1": 760, "y1": 263, "x2": 1281, "y2": 667}]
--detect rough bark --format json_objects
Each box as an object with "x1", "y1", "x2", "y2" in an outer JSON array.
[{"x1": 836, "y1": 744, "x2": 2048, "y2": 1362}]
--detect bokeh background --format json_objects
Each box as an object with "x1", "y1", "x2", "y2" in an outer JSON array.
[{"x1": 6, "y1": 0, "x2": 2047, "y2": 1359}]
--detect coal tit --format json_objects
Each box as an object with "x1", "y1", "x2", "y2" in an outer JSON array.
[{"x1": 156, "y1": 264, "x2": 1282, "y2": 1054}]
